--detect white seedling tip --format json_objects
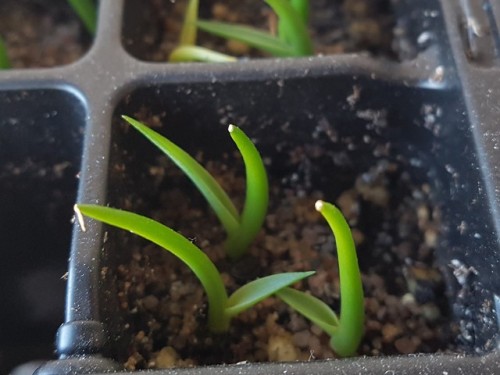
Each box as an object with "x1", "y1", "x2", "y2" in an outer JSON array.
[
  {"x1": 315, "y1": 200, "x2": 324, "y2": 212},
  {"x1": 73, "y1": 204, "x2": 87, "y2": 232},
  {"x1": 228, "y1": 124, "x2": 236, "y2": 132}
]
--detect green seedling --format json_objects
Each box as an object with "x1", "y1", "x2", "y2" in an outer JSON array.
[
  {"x1": 75, "y1": 204, "x2": 314, "y2": 332},
  {"x1": 122, "y1": 116, "x2": 268, "y2": 260},
  {"x1": 276, "y1": 200, "x2": 364, "y2": 357},
  {"x1": 169, "y1": 0, "x2": 235, "y2": 62},
  {"x1": 0, "y1": 36, "x2": 10, "y2": 70},
  {"x1": 178, "y1": 0, "x2": 199, "y2": 46},
  {"x1": 196, "y1": 0, "x2": 313, "y2": 58},
  {"x1": 170, "y1": 0, "x2": 312, "y2": 62},
  {"x1": 67, "y1": 0, "x2": 97, "y2": 35}
]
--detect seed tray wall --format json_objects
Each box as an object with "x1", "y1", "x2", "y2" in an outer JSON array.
[{"x1": 0, "y1": 0, "x2": 499, "y2": 374}]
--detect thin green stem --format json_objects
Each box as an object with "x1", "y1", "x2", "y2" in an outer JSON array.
[
  {"x1": 277, "y1": 0, "x2": 309, "y2": 44},
  {"x1": 0, "y1": 36, "x2": 11, "y2": 69},
  {"x1": 315, "y1": 200, "x2": 364, "y2": 357},
  {"x1": 179, "y1": 0, "x2": 199, "y2": 46},
  {"x1": 224, "y1": 125, "x2": 269, "y2": 259},
  {"x1": 67, "y1": 0, "x2": 97, "y2": 35},
  {"x1": 265, "y1": 0, "x2": 312, "y2": 55},
  {"x1": 290, "y1": 0, "x2": 309, "y2": 24}
]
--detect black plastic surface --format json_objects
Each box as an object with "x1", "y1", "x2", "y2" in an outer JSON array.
[
  {"x1": 0, "y1": 0, "x2": 499, "y2": 374},
  {"x1": 0, "y1": 88, "x2": 85, "y2": 373}
]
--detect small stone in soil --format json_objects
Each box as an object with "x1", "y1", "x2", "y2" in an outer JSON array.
[
  {"x1": 267, "y1": 333, "x2": 299, "y2": 362},
  {"x1": 154, "y1": 347, "x2": 181, "y2": 369},
  {"x1": 142, "y1": 295, "x2": 159, "y2": 311},
  {"x1": 394, "y1": 336, "x2": 422, "y2": 354},
  {"x1": 382, "y1": 323, "x2": 402, "y2": 343}
]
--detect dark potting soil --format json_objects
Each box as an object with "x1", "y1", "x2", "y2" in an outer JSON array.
[
  {"x1": 99, "y1": 111, "x2": 457, "y2": 370},
  {"x1": 0, "y1": 0, "x2": 92, "y2": 68},
  {"x1": 122, "y1": 0, "x2": 395, "y2": 62}
]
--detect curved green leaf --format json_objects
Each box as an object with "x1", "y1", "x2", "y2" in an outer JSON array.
[
  {"x1": 275, "y1": 287, "x2": 338, "y2": 335},
  {"x1": 226, "y1": 271, "x2": 315, "y2": 317},
  {"x1": 265, "y1": 0, "x2": 312, "y2": 55},
  {"x1": 76, "y1": 204, "x2": 230, "y2": 332},
  {"x1": 67, "y1": 0, "x2": 97, "y2": 35},
  {"x1": 315, "y1": 200, "x2": 364, "y2": 357},
  {"x1": 179, "y1": 0, "x2": 199, "y2": 45},
  {"x1": 121, "y1": 116, "x2": 240, "y2": 234},
  {"x1": 224, "y1": 125, "x2": 269, "y2": 259},
  {"x1": 278, "y1": 0, "x2": 309, "y2": 44},
  {"x1": 197, "y1": 20, "x2": 294, "y2": 57},
  {"x1": 291, "y1": 0, "x2": 309, "y2": 24}
]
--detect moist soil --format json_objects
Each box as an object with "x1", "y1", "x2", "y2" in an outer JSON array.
[
  {"x1": 123, "y1": 0, "x2": 395, "y2": 62},
  {"x1": 0, "y1": 0, "x2": 92, "y2": 68},
  {"x1": 101, "y1": 112, "x2": 457, "y2": 370}
]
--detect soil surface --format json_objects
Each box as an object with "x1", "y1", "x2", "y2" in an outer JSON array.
[
  {"x1": 0, "y1": 0, "x2": 92, "y2": 68},
  {"x1": 101, "y1": 111, "x2": 456, "y2": 370},
  {"x1": 123, "y1": 0, "x2": 395, "y2": 62}
]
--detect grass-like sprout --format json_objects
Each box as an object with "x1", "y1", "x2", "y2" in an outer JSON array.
[
  {"x1": 122, "y1": 116, "x2": 268, "y2": 260},
  {"x1": 276, "y1": 200, "x2": 364, "y2": 357},
  {"x1": 170, "y1": 0, "x2": 312, "y2": 62},
  {"x1": 0, "y1": 36, "x2": 10, "y2": 70},
  {"x1": 169, "y1": 0, "x2": 235, "y2": 63},
  {"x1": 67, "y1": 0, "x2": 97, "y2": 35},
  {"x1": 75, "y1": 204, "x2": 314, "y2": 333},
  {"x1": 178, "y1": 0, "x2": 199, "y2": 46},
  {"x1": 196, "y1": 0, "x2": 313, "y2": 58},
  {"x1": 78, "y1": 117, "x2": 364, "y2": 352}
]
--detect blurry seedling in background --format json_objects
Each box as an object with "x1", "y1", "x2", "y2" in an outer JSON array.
[
  {"x1": 67, "y1": 0, "x2": 97, "y2": 35},
  {"x1": 169, "y1": 0, "x2": 236, "y2": 62},
  {"x1": 197, "y1": 0, "x2": 312, "y2": 57},
  {"x1": 276, "y1": 200, "x2": 364, "y2": 357},
  {"x1": 0, "y1": 36, "x2": 10, "y2": 69},
  {"x1": 75, "y1": 205, "x2": 314, "y2": 333},
  {"x1": 122, "y1": 116, "x2": 268, "y2": 260},
  {"x1": 170, "y1": 0, "x2": 313, "y2": 62}
]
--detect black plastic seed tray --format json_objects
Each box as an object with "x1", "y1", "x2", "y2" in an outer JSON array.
[{"x1": 0, "y1": 0, "x2": 499, "y2": 374}]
